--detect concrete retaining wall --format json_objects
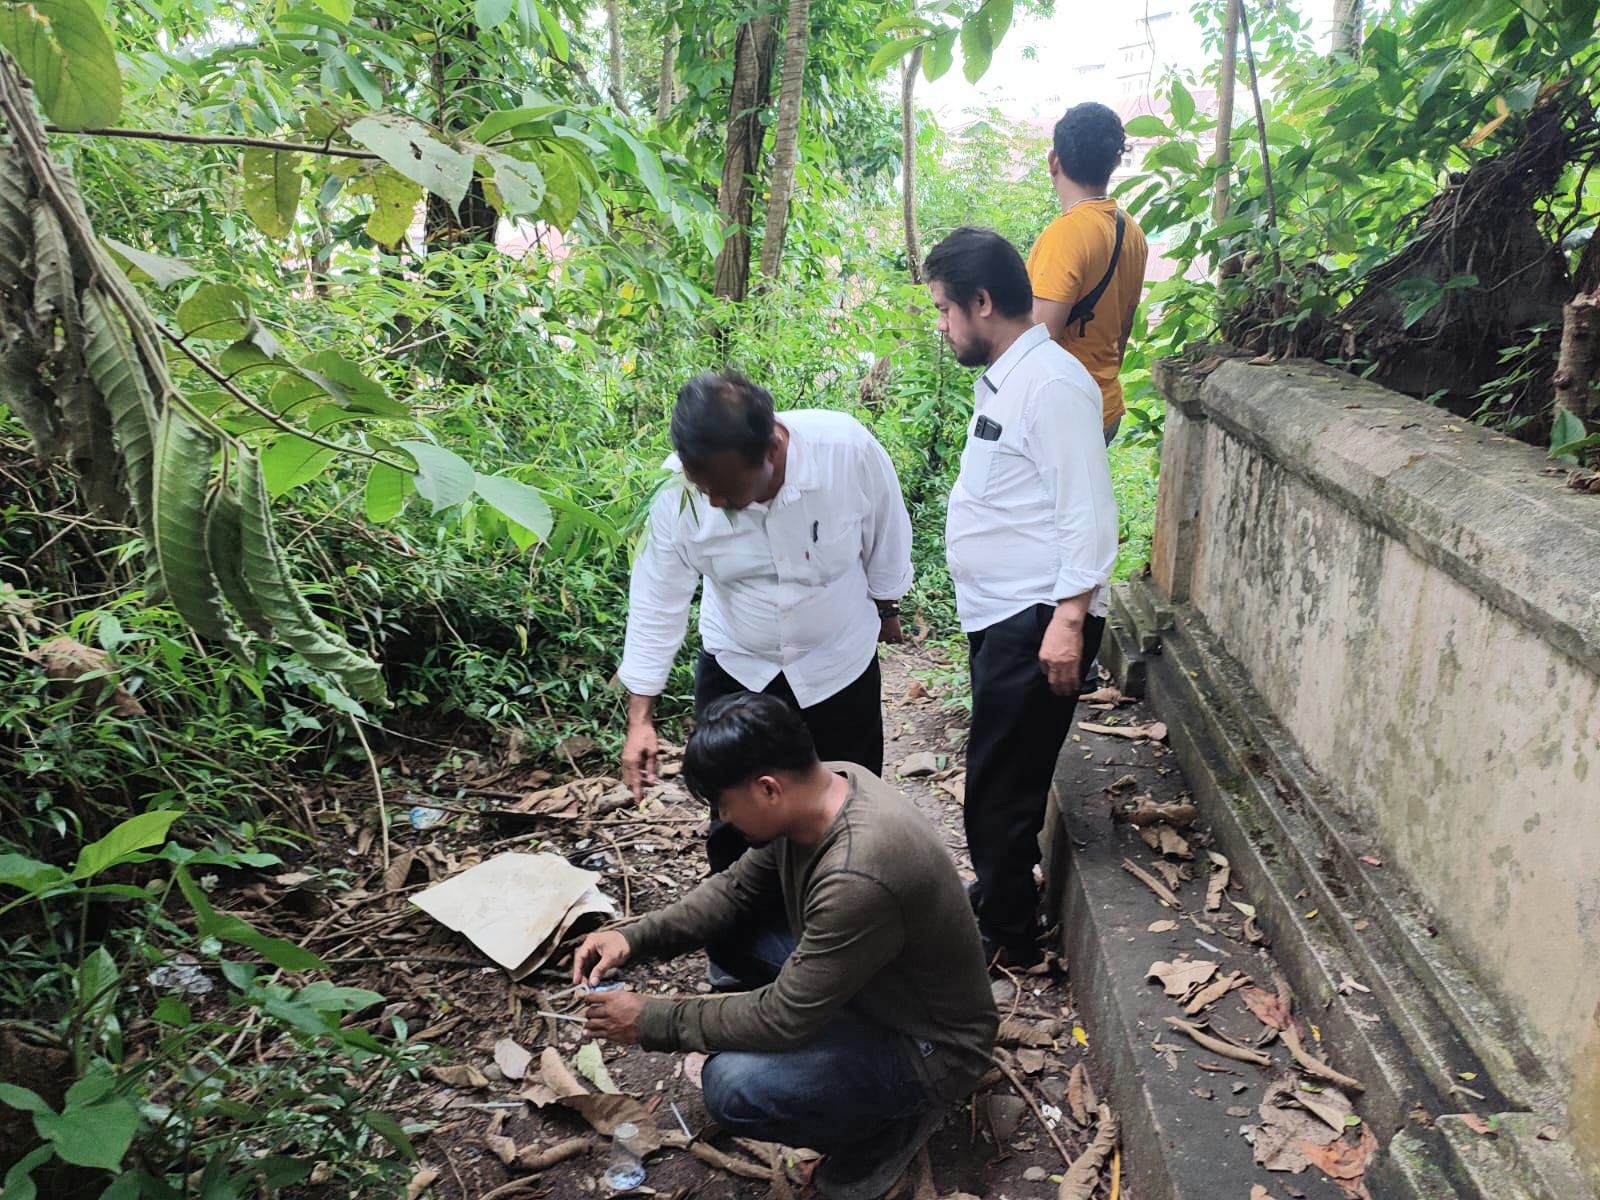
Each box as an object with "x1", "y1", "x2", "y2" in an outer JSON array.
[{"x1": 1149, "y1": 356, "x2": 1600, "y2": 1164}]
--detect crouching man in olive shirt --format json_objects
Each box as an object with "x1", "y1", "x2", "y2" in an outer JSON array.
[{"x1": 574, "y1": 693, "x2": 998, "y2": 1199}]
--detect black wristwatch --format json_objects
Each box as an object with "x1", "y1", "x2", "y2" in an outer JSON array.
[{"x1": 875, "y1": 600, "x2": 901, "y2": 619}]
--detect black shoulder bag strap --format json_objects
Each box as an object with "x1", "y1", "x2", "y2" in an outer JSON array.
[{"x1": 1065, "y1": 208, "x2": 1126, "y2": 338}]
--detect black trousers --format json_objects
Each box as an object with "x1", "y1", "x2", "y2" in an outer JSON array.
[
  {"x1": 964, "y1": 604, "x2": 1106, "y2": 952},
  {"x1": 694, "y1": 650, "x2": 884, "y2": 872}
]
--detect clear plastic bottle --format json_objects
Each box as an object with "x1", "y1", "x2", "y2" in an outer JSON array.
[{"x1": 603, "y1": 1121, "x2": 646, "y2": 1191}]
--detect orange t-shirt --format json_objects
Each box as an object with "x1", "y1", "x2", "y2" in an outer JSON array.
[{"x1": 1026, "y1": 201, "x2": 1148, "y2": 429}]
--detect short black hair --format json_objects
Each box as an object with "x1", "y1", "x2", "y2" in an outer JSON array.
[
  {"x1": 922, "y1": 227, "x2": 1033, "y2": 318},
  {"x1": 670, "y1": 371, "x2": 775, "y2": 473},
  {"x1": 1053, "y1": 102, "x2": 1127, "y2": 190},
  {"x1": 681, "y1": 692, "x2": 820, "y2": 805}
]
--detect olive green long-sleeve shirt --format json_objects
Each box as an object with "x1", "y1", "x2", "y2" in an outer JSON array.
[{"x1": 623, "y1": 764, "x2": 998, "y2": 1096}]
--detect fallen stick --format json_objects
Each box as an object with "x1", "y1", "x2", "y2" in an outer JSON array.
[
  {"x1": 1282, "y1": 1025, "x2": 1366, "y2": 1093},
  {"x1": 1058, "y1": 1104, "x2": 1119, "y2": 1200},
  {"x1": 514, "y1": 1136, "x2": 593, "y2": 1171},
  {"x1": 1184, "y1": 971, "x2": 1249, "y2": 1016},
  {"x1": 1122, "y1": 858, "x2": 1182, "y2": 908},
  {"x1": 688, "y1": 1140, "x2": 775, "y2": 1180},
  {"x1": 992, "y1": 1050, "x2": 1076, "y2": 1167},
  {"x1": 1163, "y1": 1017, "x2": 1272, "y2": 1066},
  {"x1": 1118, "y1": 802, "x2": 1198, "y2": 828}
]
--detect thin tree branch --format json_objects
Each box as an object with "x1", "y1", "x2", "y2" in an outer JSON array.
[{"x1": 44, "y1": 125, "x2": 380, "y2": 160}]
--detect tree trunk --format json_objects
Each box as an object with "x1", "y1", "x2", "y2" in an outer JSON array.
[
  {"x1": 1212, "y1": 0, "x2": 1239, "y2": 233},
  {"x1": 712, "y1": 14, "x2": 777, "y2": 302},
  {"x1": 757, "y1": 0, "x2": 812, "y2": 280},
  {"x1": 901, "y1": 45, "x2": 924, "y2": 284},
  {"x1": 656, "y1": 25, "x2": 678, "y2": 121},
  {"x1": 1553, "y1": 292, "x2": 1600, "y2": 424},
  {"x1": 1330, "y1": 0, "x2": 1363, "y2": 56},
  {"x1": 606, "y1": 0, "x2": 631, "y2": 114}
]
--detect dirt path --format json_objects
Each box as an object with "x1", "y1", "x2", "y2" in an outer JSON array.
[{"x1": 246, "y1": 645, "x2": 1124, "y2": 1200}]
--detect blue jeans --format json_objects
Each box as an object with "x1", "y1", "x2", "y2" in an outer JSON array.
[{"x1": 699, "y1": 932, "x2": 944, "y2": 1196}]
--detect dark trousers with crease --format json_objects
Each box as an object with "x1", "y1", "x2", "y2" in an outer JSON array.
[
  {"x1": 964, "y1": 604, "x2": 1105, "y2": 953},
  {"x1": 693, "y1": 651, "x2": 884, "y2": 872}
]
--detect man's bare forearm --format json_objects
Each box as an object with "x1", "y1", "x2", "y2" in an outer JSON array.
[{"x1": 626, "y1": 693, "x2": 656, "y2": 727}]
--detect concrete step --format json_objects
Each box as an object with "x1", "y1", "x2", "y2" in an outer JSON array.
[{"x1": 1070, "y1": 577, "x2": 1596, "y2": 1198}]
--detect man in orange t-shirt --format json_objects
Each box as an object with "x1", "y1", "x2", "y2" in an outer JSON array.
[{"x1": 1026, "y1": 103, "x2": 1149, "y2": 442}]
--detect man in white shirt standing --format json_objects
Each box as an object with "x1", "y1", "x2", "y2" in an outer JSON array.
[
  {"x1": 617, "y1": 372, "x2": 914, "y2": 974},
  {"x1": 923, "y1": 227, "x2": 1119, "y2": 969}
]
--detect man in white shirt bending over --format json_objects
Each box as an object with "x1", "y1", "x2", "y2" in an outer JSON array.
[
  {"x1": 924, "y1": 227, "x2": 1119, "y2": 970},
  {"x1": 618, "y1": 371, "x2": 913, "y2": 976}
]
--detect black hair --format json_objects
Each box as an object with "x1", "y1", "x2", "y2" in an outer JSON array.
[
  {"x1": 681, "y1": 692, "x2": 820, "y2": 805},
  {"x1": 1053, "y1": 102, "x2": 1128, "y2": 190},
  {"x1": 670, "y1": 371, "x2": 775, "y2": 473},
  {"x1": 922, "y1": 226, "x2": 1033, "y2": 318}
]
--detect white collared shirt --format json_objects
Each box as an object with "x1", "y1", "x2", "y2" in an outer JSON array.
[
  {"x1": 619, "y1": 410, "x2": 913, "y2": 708},
  {"x1": 945, "y1": 323, "x2": 1119, "y2": 632}
]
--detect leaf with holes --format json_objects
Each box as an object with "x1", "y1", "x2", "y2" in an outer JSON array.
[
  {"x1": 348, "y1": 112, "x2": 473, "y2": 213},
  {"x1": 177, "y1": 284, "x2": 253, "y2": 341},
  {"x1": 0, "y1": 0, "x2": 122, "y2": 129},
  {"x1": 241, "y1": 147, "x2": 304, "y2": 239}
]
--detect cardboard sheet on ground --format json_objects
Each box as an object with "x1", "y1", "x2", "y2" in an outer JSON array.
[{"x1": 412, "y1": 851, "x2": 616, "y2": 978}]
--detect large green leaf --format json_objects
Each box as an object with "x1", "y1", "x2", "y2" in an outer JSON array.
[
  {"x1": 0, "y1": 1145, "x2": 51, "y2": 1200},
  {"x1": 959, "y1": 10, "x2": 993, "y2": 83},
  {"x1": 0, "y1": 0, "x2": 121, "y2": 129},
  {"x1": 206, "y1": 487, "x2": 274, "y2": 637},
  {"x1": 241, "y1": 147, "x2": 304, "y2": 240},
  {"x1": 72, "y1": 809, "x2": 183, "y2": 879},
  {"x1": 235, "y1": 452, "x2": 386, "y2": 700},
  {"x1": 36, "y1": 1092, "x2": 139, "y2": 1169},
  {"x1": 475, "y1": 0, "x2": 513, "y2": 28},
  {"x1": 296, "y1": 351, "x2": 407, "y2": 417},
  {"x1": 102, "y1": 238, "x2": 195, "y2": 290},
  {"x1": 0, "y1": 852, "x2": 65, "y2": 891},
  {"x1": 922, "y1": 28, "x2": 956, "y2": 81},
  {"x1": 364, "y1": 461, "x2": 411, "y2": 522},
  {"x1": 348, "y1": 113, "x2": 473, "y2": 214},
  {"x1": 260, "y1": 434, "x2": 337, "y2": 497},
  {"x1": 399, "y1": 440, "x2": 475, "y2": 512},
  {"x1": 82, "y1": 288, "x2": 159, "y2": 539},
  {"x1": 176, "y1": 285, "x2": 252, "y2": 341},
  {"x1": 153, "y1": 409, "x2": 251, "y2": 657},
  {"x1": 176, "y1": 866, "x2": 329, "y2": 971},
  {"x1": 482, "y1": 151, "x2": 545, "y2": 217},
  {"x1": 311, "y1": 0, "x2": 353, "y2": 19},
  {"x1": 1549, "y1": 409, "x2": 1589, "y2": 462},
  {"x1": 474, "y1": 473, "x2": 553, "y2": 545},
  {"x1": 358, "y1": 164, "x2": 422, "y2": 246}
]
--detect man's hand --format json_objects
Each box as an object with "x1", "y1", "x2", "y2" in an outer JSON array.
[
  {"x1": 878, "y1": 615, "x2": 904, "y2": 644},
  {"x1": 621, "y1": 720, "x2": 659, "y2": 802},
  {"x1": 585, "y1": 988, "x2": 647, "y2": 1045},
  {"x1": 571, "y1": 930, "x2": 632, "y2": 986},
  {"x1": 1038, "y1": 608, "x2": 1085, "y2": 697}
]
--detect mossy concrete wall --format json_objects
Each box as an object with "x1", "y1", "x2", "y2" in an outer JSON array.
[{"x1": 1150, "y1": 356, "x2": 1600, "y2": 1165}]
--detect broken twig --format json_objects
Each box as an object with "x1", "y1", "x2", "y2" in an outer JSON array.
[
  {"x1": 1282, "y1": 1025, "x2": 1366, "y2": 1093},
  {"x1": 992, "y1": 1050, "x2": 1076, "y2": 1167},
  {"x1": 1122, "y1": 858, "x2": 1182, "y2": 907},
  {"x1": 1163, "y1": 1017, "x2": 1272, "y2": 1066}
]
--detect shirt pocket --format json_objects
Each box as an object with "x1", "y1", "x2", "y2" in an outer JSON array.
[
  {"x1": 959, "y1": 432, "x2": 1002, "y2": 498},
  {"x1": 803, "y1": 519, "x2": 861, "y2": 584}
]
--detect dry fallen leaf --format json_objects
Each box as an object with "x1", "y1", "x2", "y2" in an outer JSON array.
[
  {"x1": 405, "y1": 1168, "x2": 441, "y2": 1199},
  {"x1": 1444, "y1": 1113, "x2": 1495, "y2": 1136},
  {"x1": 1148, "y1": 959, "x2": 1218, "y2": 999},
  {"x1": 1016, "y1": 1048, "x2": 1047, "y2": 1075},
  {"x1": 1148, "y1": 920, "x2": 1180, "y2": 933},
  {"x1": 1079, "y1": 720, "x2": 1168, "y2": 741},
  {"x1": 1066, "y1": 1063, "x2": 1096, "y2": 1126},
  {"x1": 494, "y1": 1037, "x2": 533, "y2": 1082},
  {"x1": 426, "y1": 1064, "x2": 491, "y2": 1090},
  {"x1": 1296, "y1": 1125, "x2": 1378, "y2": 1197},
  {"x1": 1241, "y1": 986, "x2": 1293, "y2": 1032},
  {"x1": 28, "y1": 636, "x2": 146, "y2": 717},
  {"x1": 485, "y1": 1132, "x2": 519, "y2": 1165},
  {"x1": 1289, "y1": 1085, "x2": 1355, "y2": 1134},
  {"x1": 1250, "y1": 1186, "x2": 1279, "y2": 1200},
  {"x1": 1057, "y1": 1105, "x2": 1118, "y2": 1200}
]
